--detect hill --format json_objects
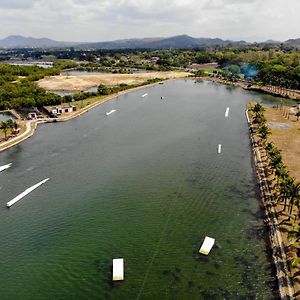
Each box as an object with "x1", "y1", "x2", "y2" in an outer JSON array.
[{"x1": 0, "y1": 35, "x2": 77, "y2": 48}]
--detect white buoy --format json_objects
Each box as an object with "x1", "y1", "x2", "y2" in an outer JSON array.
[
  {"x1": 106, "y1": 110, "x2": 116, "y2": 116},
  {"x1": 113, "y1": 258, "x2": 124, "y2": 281},
  {"x1": 218, "y1": 144, "x2": 222, "y2": 154},
  {"x1": 6, "y1": 178, "x2": 50, "y2": 208},
  {"x1": 225, "y1": 107, "x2": 230, "y2": 117},
  {"x1": 199, "y1": 236, "x2": 215, "y2": 255},
  {"x1": 141, "y1": 93, "x2": 148, "y2": 98},
  {"x1": 0, "y1": 163, "x2": 12, "y2": 172}
]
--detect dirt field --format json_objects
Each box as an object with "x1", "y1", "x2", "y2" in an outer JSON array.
[
  {"x1": 38, "y1": 71, "x2": 191, "y2": 91},
  {"x1": 264, "y1": 106, "x2": 300, "y2": 181}
]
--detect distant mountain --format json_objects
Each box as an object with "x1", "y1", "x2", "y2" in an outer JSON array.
[
  {"x1": 263, "y1": 39, "x2": 281, "y2": 44},
  {"x1": 0, "y1": 35, "x2": 77, "y2": 48},
  {"x1": 77, "y1": 35, "x2": 248, "y2": 50},
  {"x1": 285, "y1": 38, "x2": 300, "y2": 46},
  {"x1": 1, "y1": 34, "x2": 298, "y2": 50}
]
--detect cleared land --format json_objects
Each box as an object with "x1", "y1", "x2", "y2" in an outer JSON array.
[
  {"x1": 38, "y1": 71, "x2": 191, "y2": 91},
  {"x1": 265, "y1": 106, "x2": 300, "y2": 181}
]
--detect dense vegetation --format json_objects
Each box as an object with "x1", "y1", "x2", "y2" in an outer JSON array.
[
  {"x1": 0, "y1": 61, "x2": 77, "y2": 110},
  {"x1": 0, "y1": 46, "x2": 299, "y2": 111}
]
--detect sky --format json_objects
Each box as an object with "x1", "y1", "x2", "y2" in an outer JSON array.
[{"x1": 0, "y1": 0, "x2": 299, "y2": 42}]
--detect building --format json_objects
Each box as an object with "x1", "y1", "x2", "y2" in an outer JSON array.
[{"x1": 49, "y1": 106, "x2": 76, "y2": 117}]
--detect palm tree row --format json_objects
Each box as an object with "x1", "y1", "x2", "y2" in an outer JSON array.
[
  {"x1": 0, "y1": 119, "x2": 18, "y2": 140},
  {"x1": 251, "y1": 102, "x2": 300, "y2": 268}
]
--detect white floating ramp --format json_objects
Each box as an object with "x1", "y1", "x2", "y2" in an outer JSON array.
[
  {"x1": 0, "y1": 163, "x2": 12, "y2": 172},
  {"x1": 113, "y1": 258, "x2": 124, "y2": 281},
  {"x1": 199, "y1": 236, "x2": 215, "y2": 255},
  {"x1": 141, "y1": 93, "x2": 148, "y2": 98},
  {"x1": 106, "y1": 110, "x2": 116, "y2": 116},
  {"x1": 218, "y1": 144, "x2": 222, "y2": 154},
  {"x1": 6, "y1": 178, "x2": 50, "y2": 208},
  {"x1": 225, "y1": 107, "x2": 230, "y2": 117}
]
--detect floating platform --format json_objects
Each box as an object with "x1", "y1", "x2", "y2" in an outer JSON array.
[
  {"x1": 7, "y1": 178, "x2": 50, "y2": 208},
  {"x1": 113, "y1": 258, "x2": 124, "y2": 281},
  {"x1": 141, "y1": 93, "x2": 148, "y2": 98},
  {"x1": 218, "y1": 144, "x2": 222, "y2": 154},
  {"x1": 0, "y1": 163, "x2": 12, "y2": 172},
  {"x1": 225, "y1": 107, "x2": 230, "y2": 117},
  {"x1": 106, "y1": 110, "x2": 116, "y2": 116},
  {"x1": 199, "y1": 236, "x2": 215, "y2": 255}
]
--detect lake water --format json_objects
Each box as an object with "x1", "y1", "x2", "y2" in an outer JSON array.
[
  {"x1": 0, "y1": 80, "x2": 281, "y2": 299},
  {"x1": 0, "y1": 111, "x2": 16, "y2": 122}
]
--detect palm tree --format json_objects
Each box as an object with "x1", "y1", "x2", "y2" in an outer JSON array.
[
  {"x1": 253, "y1": 112, "x2": 266, "y2": 125},
  {"x1": 0, "y1": 121, "x2": 9, "y2": 140},
  {"x1": 275, "y1": 163, "x2": 289, "y2": 183},
  {"x1": 257, "y1": 124, "x2": 271, "y2": 145},
  {"x1": 265, "y1": 142, "x2": 274, "y2": 153},
  {"x1": 252, "y1": 102, "x2": 265, "y2": 114},
  {"x1": 288, "y1": 181, "x2": 300, "y2": 217},
  {"x1": 277, "y1": 177, "x2": 294, "y2": 211},
  {"x1": 6, "y1": 119, "x2": 16, "y2": 134}
]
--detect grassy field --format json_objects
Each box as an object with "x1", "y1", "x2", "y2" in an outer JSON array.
[
  {"x1": 38, "y1": 71, "x2": 190, "y2": 92},
  {"x1": 264, "y1": 105, "x2": 300, "y2": 181}
]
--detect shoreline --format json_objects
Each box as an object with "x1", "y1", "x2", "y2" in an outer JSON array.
[
  {"x1": 201, "y1": 76, "x2": 300, "y2": 101},
  {"x1": 0, "y1": 79, "x2": 171, "y2": 153},
  {"x1": 246, "y1": 109, "x2": 295, "y2": 299}
]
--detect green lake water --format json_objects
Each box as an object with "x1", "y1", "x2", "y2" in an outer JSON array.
[{"x1": 0, "y1": 80, "x2": 281, "y2": 299}]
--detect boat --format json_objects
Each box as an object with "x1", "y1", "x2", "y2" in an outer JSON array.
[
  {"x1": 0, "y1": 163, "x2": 12, "y2": 172},
  {"x1": 6, "y1": 178, "x2": 50, "y2": 208},
  {"x1": 106, "y1": 110, "x2": 116, "y2": 116},
  {"x1": 113, "y1": 258, "x2": 124, "y2": 281},
  {"x1": 141, "y1": 93, "x2": 148, "y2": 98},
  {"x1": 218, "y1": 144, "x2": 222, "y2": 154},
  {"x1": 199, "y1": 236, "x2": 215, "y2": 255}
]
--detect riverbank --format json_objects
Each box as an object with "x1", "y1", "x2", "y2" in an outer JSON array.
[
  {"x1": 0, "y1": 78, "x2": 176, "y2": 152},
  {"x1": 202, "y1": 76, "x2": 300, "y2": 101},
  {"x1": 247, "y1": 106, "x2": 299, "y2": 299}
]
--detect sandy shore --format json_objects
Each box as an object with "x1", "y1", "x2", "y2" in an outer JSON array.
[{"x1": 38, "y1": 71, "x2": 191, "y2": 91}]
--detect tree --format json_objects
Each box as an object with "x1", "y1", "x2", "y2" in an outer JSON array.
[
  {"x1": 296, "y1": 110, "x2": 300, "y2": 121},
  {"x1": 252, "y1": 103, "x2": 265, "y2": 114},
  {"x1": 0, "y1": 121, "x2": 9, "y2": 140},
  {"x1": 277, "y1": 177, "x2": 294, "y2": 211},
  {"x1": 288, "y1": 181, "x2": 300, "y2": 217},
  {"x1": 257, "y1": 124, "x2": 271, "y2": 142},
  {"x1": 97, "y1": 84, "x2": 110, "y2": 95},
  {"x1": 253, "y1": 112, "x2": 266, "y2": 125}
]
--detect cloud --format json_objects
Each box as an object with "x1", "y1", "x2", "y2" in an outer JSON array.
[
  {"x1": 0, "y1": 0, "x2": 36, "y2": 9},
  {"x1": 0, "y1": 0, "x2": 299, "y2": 42}
]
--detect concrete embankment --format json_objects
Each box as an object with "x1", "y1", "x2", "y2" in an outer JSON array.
[{"x1": 246, "y1": 109, "x2": 295, "y2": 299}]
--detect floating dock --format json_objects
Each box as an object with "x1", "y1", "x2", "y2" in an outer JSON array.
[
  {"x1": 113, "y1": 258, "x2": 124, "y2": 281},
  {"x1": 106, "y1": 110, "x2": 116, "y2": 116},
  {"x1": 225, "y1": 107, "x2": 230, "y2": 117},
  {"x1": 0, "y1": 163, "x2": 12, "y2": 172},
  {"x1": 6, "y1": 178, "x2": 50, "y2": 208},
  {"x1": 141, "y1": 93, "x2": 148, "y2": 98},
  {"x1": 199, "y1": 236, "x2": 215, "y2": 255},
  {"x1": 218, "y1": 144, "x2": 222, "y2": 153}
]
